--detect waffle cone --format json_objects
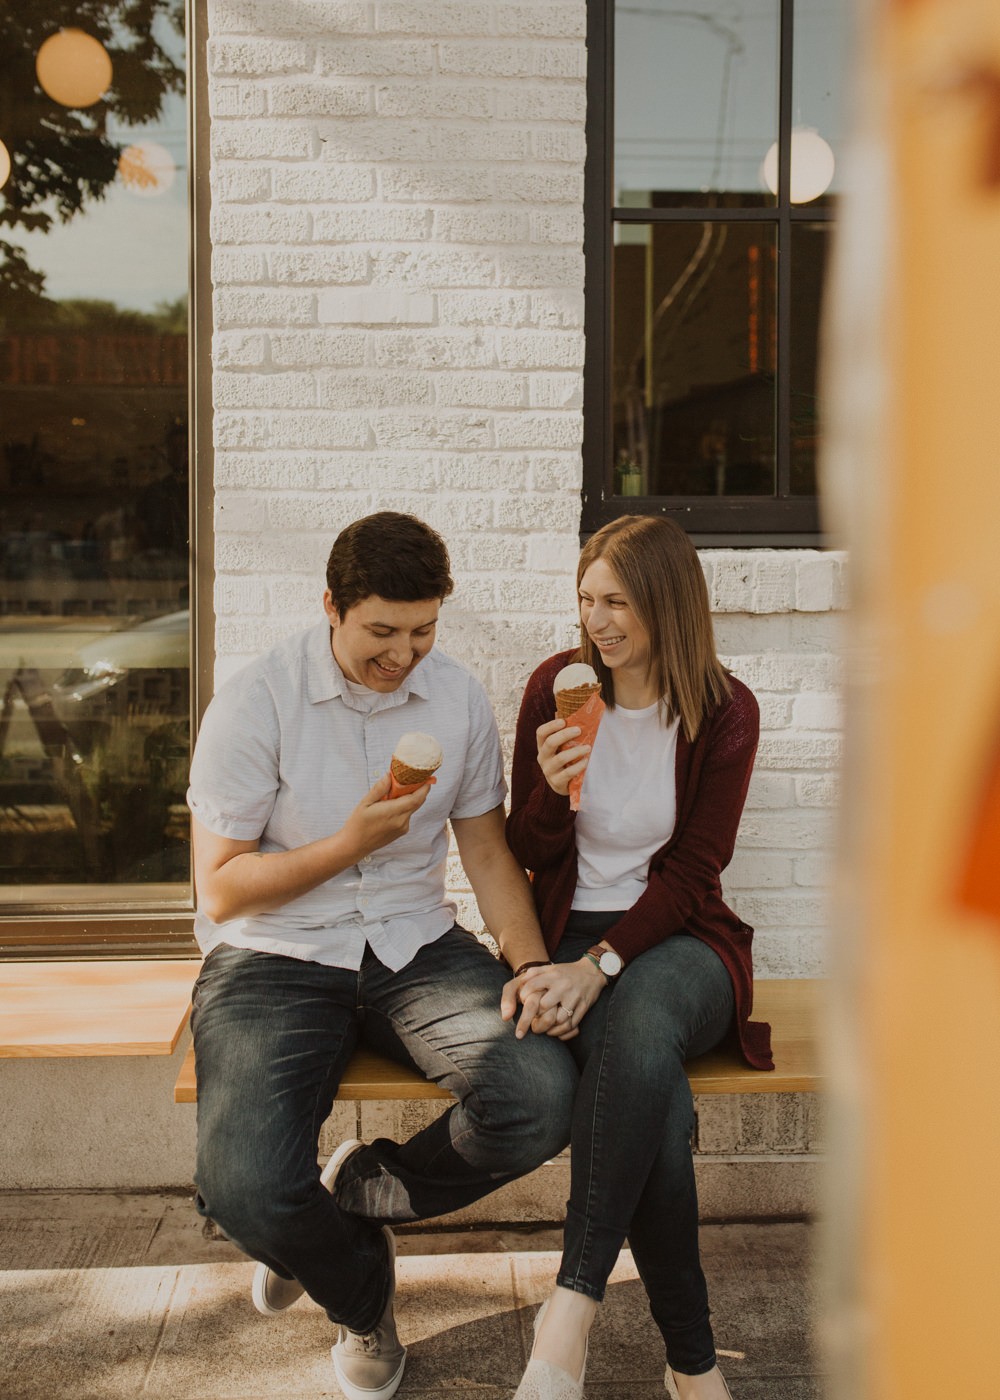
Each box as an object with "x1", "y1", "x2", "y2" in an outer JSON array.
[
  {"x1": 390, "y1": 757, "x2": 439, "y2": 787},
  {"x1": 555, "y1": 682, "x2": 601, "y2": 719}
]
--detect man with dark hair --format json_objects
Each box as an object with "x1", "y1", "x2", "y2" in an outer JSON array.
[
  {"x1": 325, "y1": 510, "x2": 456, "y2": 617},
  {"x1": 187, "y1": 513, "x2": 574, "y2": 1400}
]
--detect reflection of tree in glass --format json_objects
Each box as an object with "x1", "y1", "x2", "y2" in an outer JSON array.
[
  {"x1": 8, "y1": 293, "x2": 188, "y2": 333},
  {"x1": 0, "y1": 1, "x2": 184, "y2": 308}
]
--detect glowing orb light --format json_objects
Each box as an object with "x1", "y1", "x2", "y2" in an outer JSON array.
[
  {"x1": 118, "y1": 141, "x2": 176, "y2": 197},
  {"x1": 762, "y1": 127, "x2": 836, "y2": 204},
  {"x1": 36, "y1": 28, "x2": 113, "y2": 109},
  {"x1": 0, "y1": 139, "x2": 11, "y2": 190}
]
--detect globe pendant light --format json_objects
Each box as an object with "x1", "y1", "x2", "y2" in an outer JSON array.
[
  {"x1": 0, "y1": 139, "x2": 11, "y2": 190},
  {"x1": 762, "y1": 127, "x2": 836, "y2": 204}
]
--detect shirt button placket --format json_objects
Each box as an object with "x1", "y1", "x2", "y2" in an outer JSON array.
[{"x1": 366, "y1": 715, "x2": 385, "y2": 788}]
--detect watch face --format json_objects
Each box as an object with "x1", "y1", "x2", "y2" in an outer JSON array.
[{"x1": 599, "y1": 950, "x2": 623, "y2": 977}]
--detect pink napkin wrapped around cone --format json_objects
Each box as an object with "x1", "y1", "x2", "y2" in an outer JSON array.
[{"x1": 557, "y1": 690, "x2": 606, "y2": 811}]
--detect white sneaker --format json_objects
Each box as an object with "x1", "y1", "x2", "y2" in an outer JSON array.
[
  {"x1": 331, "y1": 1226, "x2": 406, "y2": 1400},
  {"x1": 251, "y1": 1138, "x2": 364, "y2": 1317}
]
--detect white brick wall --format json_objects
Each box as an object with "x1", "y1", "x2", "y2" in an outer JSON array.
[
  {"x1": 205, "y1": 0, "x2": 843, "y2": 980},
  {"x1": 707, "y1": 550, "x2": 846, "y2": 977},
  {"x1": 206, "y1": 0, "x2": 589, "y2": 674}
]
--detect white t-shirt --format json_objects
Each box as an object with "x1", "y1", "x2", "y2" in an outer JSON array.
[{"x1": 571, "y1": 700, "x2": 680, "y2": 912}]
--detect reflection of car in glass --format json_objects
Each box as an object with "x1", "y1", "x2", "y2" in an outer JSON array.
[
  {"x1": 52, "y1": 609, "x2": 189, "y2": 706},
  {"x1": 0, "y1": 611, "x2": 190, "y2": 887}
]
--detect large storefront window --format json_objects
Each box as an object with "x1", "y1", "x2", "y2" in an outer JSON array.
[
  {"x1": 0, "y1": 4, "x2": 192, "y2": 940},
  {"x1": 584, "y1": 0, "x2": 853, "y2": 541}
]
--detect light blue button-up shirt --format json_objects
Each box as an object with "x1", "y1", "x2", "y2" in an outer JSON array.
[{"x1": 187, "y1": 622, "x2": 506, "y2": 970}]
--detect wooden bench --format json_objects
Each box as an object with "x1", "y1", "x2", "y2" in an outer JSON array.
[
  {"x1": 0, "y1": 961, "x2": 820, "y2": 1098},
  {"x1": 1, "y1": 958, "x2": 200, "y2": 1058},
  {"x1": 173, "y1": 978, "x2": 822, "y2": 1103}
]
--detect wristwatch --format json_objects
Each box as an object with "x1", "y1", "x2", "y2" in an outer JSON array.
[{"x1": 585, "y1": 944, "x2": 624, "y2": 982}]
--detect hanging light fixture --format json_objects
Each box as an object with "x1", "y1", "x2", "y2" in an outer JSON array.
[
  {"x1": 0, "y1": 139, "x2": 11, "y2": 190},
  {"x1": 762, "y1": 127, "x2": 836, "y2": 204},
  {"x1": 36, "y1": 28, "x2": 113, "y2": 109}
]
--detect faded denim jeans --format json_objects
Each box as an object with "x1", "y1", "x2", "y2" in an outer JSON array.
[
  {"x1": 552, "y1": 911, "x2": 735, "y2": 1377},
  {"x1": 191, "y1": 928, "x2": 577, "y2": 1331}
]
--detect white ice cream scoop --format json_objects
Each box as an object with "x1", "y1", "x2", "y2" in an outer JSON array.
[
  {"x1": 391, "y1": 731, "x2": 443, "y2": 773},
  {"x1": 552, "y1": 662, "x2": 599, "y2": 696}
]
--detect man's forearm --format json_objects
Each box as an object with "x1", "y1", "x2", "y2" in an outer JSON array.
[
  {"x1": 196, "y1": 831, "x2": 362, "y2": 925},
  {"x1": 492, "y1": 886, "x2": 550, "y2": 973},
  {"x1": 465, "y1": 844, "x2": 550, "y2": 972},
  {"x1": 195, "y1": 779, "x2": 431, "y2": 925}
]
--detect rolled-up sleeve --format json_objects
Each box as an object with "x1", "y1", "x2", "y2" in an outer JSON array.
[{"x1": 187, "y1": 673, "x2": 281, "y2": 841}]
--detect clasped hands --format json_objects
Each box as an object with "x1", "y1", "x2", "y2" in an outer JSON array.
[{"x1": 501, "y1": 957, "x2": 607, "y2": 1040}]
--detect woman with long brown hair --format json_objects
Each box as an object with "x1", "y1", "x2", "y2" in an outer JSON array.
[{"x1": 505, "y1": 516, "x2": 772, "y2": 1400}]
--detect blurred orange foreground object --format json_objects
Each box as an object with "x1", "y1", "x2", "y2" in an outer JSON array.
[
  {"x1": 957, "y1": 727, "x2": 1000, "y2": 924},
  {"x1": 557, "y1": 690, "x2": 606, "y2": 812},
  {"x1": 385, "y1": 772, "x2": 437, "y2": 800}
]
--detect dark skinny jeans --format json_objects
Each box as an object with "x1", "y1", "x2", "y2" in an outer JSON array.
[
  {"x1": 191, "y1": 928, "x2": 577, "y2": 1333},
  {"x1": 553, "y1": 911, "x2": 735, "y2": 1377}
]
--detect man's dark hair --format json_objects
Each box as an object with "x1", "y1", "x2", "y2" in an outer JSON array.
[{"x1": 325, "y1": 512, "x2": 454, "y2": 618}]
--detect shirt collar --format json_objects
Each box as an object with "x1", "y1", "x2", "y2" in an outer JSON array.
[{"x1": 305, "y1": 621, "x2": 431, "y2": 711}]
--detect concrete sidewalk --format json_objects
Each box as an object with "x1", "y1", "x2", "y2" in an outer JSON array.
[{"x1": 0, "y1": 1192, "x2": 821, "y2": 1399}]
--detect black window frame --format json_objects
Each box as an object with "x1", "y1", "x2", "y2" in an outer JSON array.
[{"x1": 583, "y1": 0, "x2": 833, "y2": 545}]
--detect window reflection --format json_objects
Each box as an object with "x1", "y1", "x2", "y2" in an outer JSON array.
[
  {"x1": 615, "y1": 0, "x2": 780, "y2": 207},
  {"x1": 0, "y1": 3, "x2": 189, "y2": 899},
  {"x1": 612, "y1": 222, "x2": 777, "y2": 496},
  {"x1": 790, "y1": 223, "x2": 829, "y2": 495},
  {"x1": 793, "y1": 0, "x2": 853, "y2": 198}
]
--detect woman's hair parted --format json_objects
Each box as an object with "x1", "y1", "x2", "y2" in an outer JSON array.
[
  {"x1": 326, "y1": 512, "x2": 454, "y2": 618},
  {"x1": 576, "y1": 515, "x2": 730, "y2": 742}
]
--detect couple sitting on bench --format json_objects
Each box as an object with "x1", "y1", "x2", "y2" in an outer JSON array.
[{"x1": 187, "y1": 510, "x2": 771, "y2": 1400}]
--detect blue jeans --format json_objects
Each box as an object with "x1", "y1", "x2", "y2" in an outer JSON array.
[
  {"x1": 553, "y1": 911, "x2": 735, "y2": 1377},
  {"x1": 191, "y1": 928, "x2": 577, "y2": 1332}
]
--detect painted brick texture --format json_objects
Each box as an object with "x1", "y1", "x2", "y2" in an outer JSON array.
[
  {"x1": 205, "y1": 1, "x2": 843, "y2": 982},
  {"x1": 207, "y1": 0, "x2": 588, "y2": 655}
]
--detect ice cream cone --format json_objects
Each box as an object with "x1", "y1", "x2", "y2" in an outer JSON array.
[
  {"x1": 555, "y1": 682, "x2": 601, "y2": 719},
  {"x1": 385, "y1": 731, "x2": 443, "y2": 799},
  {"x1": 390, "y1": 756, "x2": 439, "y2": 788},
  {"x1": 551, "y1": 666, "x2": 605, "y2": 811}
]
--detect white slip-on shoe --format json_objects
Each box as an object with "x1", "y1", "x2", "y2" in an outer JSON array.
[
  {"x1": 251, "y1": 1137, "x2": 364, "y2": 1317},
  {"x1": 331, "y1": 1226, "x2": 406, "y2": 1400},
  {"x1": 513, "y1": 1359, "x2": 585, "y2": 1400},
  {"x1": 512, "y1": 1299, "x2": 587, "y2": 1400},
  {"x1": 665, "y1": 1365, "x2": 735, "y2": 1399}
]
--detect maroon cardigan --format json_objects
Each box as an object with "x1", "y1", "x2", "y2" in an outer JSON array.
[{"x1": 506, "y1": 650, "x2": 773, "y2": 1071}]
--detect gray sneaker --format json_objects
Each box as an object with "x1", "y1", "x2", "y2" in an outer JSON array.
[
  {"x1": 331, "y1": 1226, "x2": 406, "y2": 1400},
  {"x1": 251, "y1": 1137, "x2": 364, "y2": 1317}
]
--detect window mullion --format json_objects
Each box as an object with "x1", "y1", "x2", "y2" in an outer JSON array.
[
  {"x1": 583, "y1": 0, "x2": 614, "y2": 513},
  {"x1": 776, "y1": 0, "x2": 795, "y2": 498}
]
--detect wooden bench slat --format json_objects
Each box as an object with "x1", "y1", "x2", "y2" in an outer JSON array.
[
  {"x1": 173, "y1": 978, "x2": 822, "y2": 1103},
  {"x1": 1, "y1": 959, "x2": 200, "y2": 1058},
  {"x1": 684, "y1": 978, "x2": 821, "y2": 1094}
]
